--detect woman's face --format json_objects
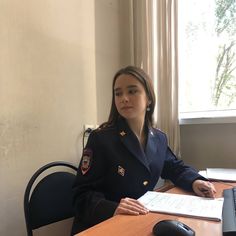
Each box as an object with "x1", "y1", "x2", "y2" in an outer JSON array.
[{"x1": 114, "y1": 74, "x2": 149, "y2": 122}]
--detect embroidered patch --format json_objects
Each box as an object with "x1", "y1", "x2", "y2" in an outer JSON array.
[
  {"x1": 81, "y1": 149, "x2": 93, "y2": 175},
  {"x1": 117, "y1": 165, "x2": 125, "y2": 176}
]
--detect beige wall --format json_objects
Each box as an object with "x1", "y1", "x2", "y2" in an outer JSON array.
[
  {"x1": 180, "y1": 123, "x2": 236, "y2": 170},
  {"x1": 95, "y1": 0, "x2": 132, "y2": 123},
  {"x1": 0, "y1": 0, "x2": 130, "y2": 235}
]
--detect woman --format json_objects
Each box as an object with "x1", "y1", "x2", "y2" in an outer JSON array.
[{"x1": 71, "y1": 66, "x2": 216, "y2": 234}]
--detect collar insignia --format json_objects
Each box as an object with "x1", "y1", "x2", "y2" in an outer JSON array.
[{"x1": 119, "y1": 131, "x2": 126, "y2": 136}]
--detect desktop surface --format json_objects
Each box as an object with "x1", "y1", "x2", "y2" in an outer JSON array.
[{"x1": 76, "y1": 181, "x2": 236, "y2": 236}]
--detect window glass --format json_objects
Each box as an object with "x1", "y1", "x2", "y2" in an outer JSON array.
[{"x1": 179, "y1": 0, "x2": 236, "y2": 116}]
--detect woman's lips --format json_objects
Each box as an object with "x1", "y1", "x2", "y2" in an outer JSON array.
[{"x1": 121, "y1": 106, "x2": 133, "y2": 110}]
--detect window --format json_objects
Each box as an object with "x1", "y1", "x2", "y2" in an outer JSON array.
[{"x1": 178, "y1": 0, "x2": 236, "y2": 121}]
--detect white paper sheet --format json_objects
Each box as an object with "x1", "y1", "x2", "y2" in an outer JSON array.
[
  {"x1": 138, "y1": 191, "x2": 224, "y2": 221},
  {"x1": 198, "y1": 170, "x2": 208, "y2": 178},
  {"x1": 206, "y1": 168, "x2": 236, "y2": 181}
]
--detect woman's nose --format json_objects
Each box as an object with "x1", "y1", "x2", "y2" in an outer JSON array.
[{"x1": 121, "y1": 94, "x2": 128, "y2": 103}]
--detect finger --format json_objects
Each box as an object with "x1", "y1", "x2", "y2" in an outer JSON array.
[
  {"x1": 121, "y1": 201, "x2": 149, "y2": 213},
  {"x1": 202, "y1": 182, "x2": 216, "y2": 196},
  {"x1": 199, "y1": 187, "x2": 215, "y2": 198},
  {"x1": 115, "y1": 204, "x2": 149, "y2": 216},
  {"x1": 208, "y1": 183, "x2": 216, "y2": 193},
  {"x1": 119, "y1": 200, "x2": 149, "y2": 214},
  {"x1": 206, "y1": 188, "x2": 216, "y2": 198},
  {"x1": 117, "y1": 206, "x2": 140, "y2": 215},
  {"x1": 122, "y1": 198, "x2": 149, "y2": 211},
  {"x1": 195, "y1": 189, "x2": 206, "y2": 197},
  {"x1": 124, "y1": 206, "x2": 148, "y2": 215},
  {"x1": 125, "y1": 198, "x2": 149, "y2": 209},
  {"x1": 205, "y1": 181, "x2": 216, "y2": 190}
]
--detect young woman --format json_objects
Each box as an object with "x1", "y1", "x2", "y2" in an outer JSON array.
[{"x1": 71, "y1": 66, "x2": 216, "y2": 234}]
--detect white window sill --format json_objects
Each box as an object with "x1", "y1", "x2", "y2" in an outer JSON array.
[{"x1": 179, "y1": 110, "x2": 236, "y2": 125}]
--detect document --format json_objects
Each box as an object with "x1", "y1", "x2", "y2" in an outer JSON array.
[
  {"x1": 206, "y1": 168, "x2": 236, "y2": 182},
  {"x1": 198, "y1": 170, "x2": 208, "y2": 178},
  {"x1": 138, "y1": 191, "x2": 224, "y2": 221}
]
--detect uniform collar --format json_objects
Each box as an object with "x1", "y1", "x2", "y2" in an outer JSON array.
[
  {"x1": 117, "y1": 118, "x2": 154, "y2": 172},
  {"x1": 145, "y1": 127, "x2": 159, "y2": 161}
]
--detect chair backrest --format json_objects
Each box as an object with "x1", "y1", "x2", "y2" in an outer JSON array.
[{"x1": 24, "y1": 161, "x2": 77, "y2": 236}]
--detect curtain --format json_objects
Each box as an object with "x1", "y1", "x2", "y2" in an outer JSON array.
[
  {"x1": 155, "y1": 0, "x2": 180, "y2": 156},
  {"x1": 129, "y1": 0, "x2": 154, "y2": 79},
  {"x1": 130, "y1": 0, "x2": 180, "y2": 156}
]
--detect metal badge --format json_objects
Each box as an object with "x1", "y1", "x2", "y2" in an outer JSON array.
[
  {"x1": 117, "y1": 165, "x2": 125, "y2": 176},
  {"x1": 120, "y1": 131, "x2": 126, "y2": 136}
]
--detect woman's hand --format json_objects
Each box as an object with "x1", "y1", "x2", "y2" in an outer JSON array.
[
  {"x1": 192, "y1": 179, "x2": 216, "y2": 198},
  {"x1": 113, "y1": 197, "x2": 149, "y2": 216}
]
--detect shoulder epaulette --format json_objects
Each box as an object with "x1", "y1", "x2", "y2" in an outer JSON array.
[{"x1": 94, "y1": 125, "x2": 116, "y2": 133}]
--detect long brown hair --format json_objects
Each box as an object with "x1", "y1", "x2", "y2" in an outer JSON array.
[{"x1": 100, "y1": 65, "x2": 156, "y2": 128}]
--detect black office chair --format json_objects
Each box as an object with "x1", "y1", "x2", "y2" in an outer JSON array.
[{"x1": 24, "y1": 161, "x2": 77, "y2": 236}]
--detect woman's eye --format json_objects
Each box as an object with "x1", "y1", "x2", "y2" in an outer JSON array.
[
  {"x1": 115, "y1": 91, "x2": 122, "y2": 97},
  {"x1": 128, "y1": 89, "x2": 137, "y2": 95}
]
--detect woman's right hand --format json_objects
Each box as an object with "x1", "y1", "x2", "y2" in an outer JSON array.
[{"x1": 113, "y1": 197, "x2": 149, "y2": 216}]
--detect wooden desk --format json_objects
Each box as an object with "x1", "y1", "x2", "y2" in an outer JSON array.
[{"x1": 76, "y1": 181, "x2": 236, "y2": 236}]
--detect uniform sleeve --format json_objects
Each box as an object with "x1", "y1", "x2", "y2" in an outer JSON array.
[
  {"x1": 160, "y1": 135, "x2": 207, "y2": 192},
  {"x1": 73, "y1": 131, "x2": 118, "y2": 228}
]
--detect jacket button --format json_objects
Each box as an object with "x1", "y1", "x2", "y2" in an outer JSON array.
[{"x1": 143, "y1": 181, "x2": 148, "y2": 186}]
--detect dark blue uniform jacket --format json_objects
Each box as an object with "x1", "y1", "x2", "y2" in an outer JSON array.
[{"x1": 72, "y1": 118, "x2": 205, "y2": 234}]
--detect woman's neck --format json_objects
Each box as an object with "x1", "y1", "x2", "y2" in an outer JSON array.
[{"x1": 126, "y1": 118, "x2": 146, "y2": 146}]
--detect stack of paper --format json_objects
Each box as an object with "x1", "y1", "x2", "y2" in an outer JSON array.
[
  {"x1": 138, "y1": 191, "x2": 224, "y2": 221},
  {"x1": 199, "y1": 168, "x2": 236, "y2": 182}
]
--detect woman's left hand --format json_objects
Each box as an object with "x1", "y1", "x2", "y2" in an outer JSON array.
[{"x1": 192, "y1": 179, "x2": 216, "y2": 198}]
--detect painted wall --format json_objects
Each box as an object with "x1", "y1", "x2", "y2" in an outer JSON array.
[
  {"x1": 180, "y1": 123, "x2": 236, "y2": 170},
  {"x1": 0, "y1": 0, "x2": 128, "y2": 235},
  {"x1": 95, "y1": 0, "x2": 132, "y2": 123}
]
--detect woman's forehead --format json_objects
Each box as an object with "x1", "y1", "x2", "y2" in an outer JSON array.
[{"x1": 114, "y1": 74, "x2": 143, "y2": 89}]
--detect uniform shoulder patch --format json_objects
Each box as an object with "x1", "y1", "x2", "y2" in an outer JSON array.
[{"x1": 80, "y1": 148, "x2": 93, "y2": 175}]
